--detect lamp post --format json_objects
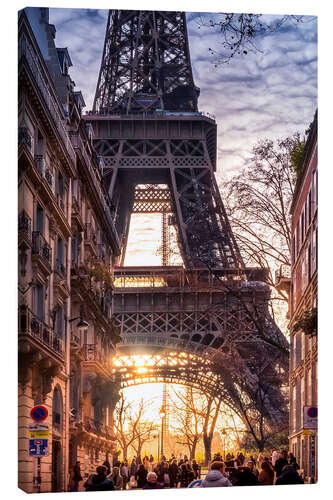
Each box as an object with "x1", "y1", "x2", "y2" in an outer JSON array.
[
  {"x1": 153, "y1": 433, "x2": 160, "y2": 462},
  {"x1": 159, "y1": 406, "x2": 166, "y2": 459},
  {"x1": 68, "y1": 306, "x2": 89, "y2": 338},
  {"x1": 221, "y1": 428, "x2": 227, "y2": 461}
]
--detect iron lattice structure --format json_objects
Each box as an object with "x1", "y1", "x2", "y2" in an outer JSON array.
[
  {"x1": 87, "y1": 10, "x2": 289, "y2": 429},
  {"x1": 93, "y1": 10, "x2": 198, "y2": 114}
]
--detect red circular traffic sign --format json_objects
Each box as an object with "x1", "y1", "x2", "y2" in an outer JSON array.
[
  {"x1": 30, "y1": 405, "x2": 48, "y2": 421},
  {"x1": 307, "y1": 407, "x2": 317, "y2": 418}
]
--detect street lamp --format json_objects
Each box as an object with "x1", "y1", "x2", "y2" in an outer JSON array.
[
  {"x1": 221, "y1": 428, "x2": 227, "y2": 461},
  {"x1": 159, "y1": 406, "x2": 166, "y2": 459},
  {"x1": 153, "y1": 433, "x2": 159, "y2": 461},
  {"x1": 69, "y1": 306, "x2": 89, "y2": 337}
]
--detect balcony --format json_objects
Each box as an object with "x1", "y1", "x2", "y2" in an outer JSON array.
[
  {"x1": 71, "y1": 195, "x2": 84, "y2": 231},
  {"x1": 44, "y1": 167, "x2": 54, "y2": 190},
  {"x1": 275, "y1": 264, "x2": 291, "y2": 293},
  {"x1": 18, "y1": 126, "x2": 32, "y2": 151},
  {"x1": 35, "y1": 156, "x2": 54, "y2": 191},
  {"x1": 54, "y1": 258, "x2": 69, "y2": 300},
  {"x1": 32, "y1": 231, "x2": 52, "y2": 275},
  {"x1": 18, "y1": 305, "x2": 64, "y2": 361},
  {"x1": 54, "y1": 258, "x2": 66, "y2": 279},
  {"x1": 18, "y1": 210, "x2": 32, "y2": 249},
  {"x1": 35, "y1": 155, "x2": 46, "y2": 176},
  {"x1": 83, "y1": 343, "x2": 113, "y2": 378},
  {"x1": 56, "y1": 193, "x2": 65, "y2": 213},
  {"x1": 69, "y1": 131, "x2": 120, "y2": 252},
  {"x1": 83, "y1": 417, "x2": 116, "y2": 441},
  {"x1": 84, "y1": 223, "x2": 97, "y2": 255}
]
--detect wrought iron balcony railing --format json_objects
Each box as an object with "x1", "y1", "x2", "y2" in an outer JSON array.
[
  {"x1": 44, "y1": 167, "x2": 54, "y2": 189},
  {"x1": 18, "y1": 210, "x2": 32, "y2": 241},
  {"x1": 35, "y1": 155, "x2": 46, "y2": 176},
  {"x1": 83, "y1": 343, "x2": 104, "y2": 363},
  {"x1": 34, "y1": 156, "x2": 54, "y2": 193},
  {"x1": 69, "y1": 131, "x2": 120, "y2": 250},
  {"x1": 83, "y1": 416, "x2": 115, "y2": 439},
  {"x1": 54, "y1": 258, "x2": 66, "y2": 278},
  {"x1": 18, "y1": 306, "x2": 64, "y2": 359},
  {"x1": 56, "y1": 193, "x2": 65, "y2": 212},
  {"x1": 83, "y1": 343, "x2": 113, "y2": 370},
  {"x1": 72, "y1": 195, "x2": 80, "y2": 214},
  {"x1": 84, "y1": 223, "x2": 97, "y2": 246},
  {"x1": 70, "y1": 331, "x2": 81, "y2": 346},
  {"x1": 18, "y1": 126, "x2": 32, "y2": 150},
  {"x1": 32, "y1": 231, "x2": 52, "y2": 266}
]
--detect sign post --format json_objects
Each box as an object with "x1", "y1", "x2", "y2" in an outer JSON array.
[
  {"x1": 30, "y1": 406, "x2": 49, "y2": 493},
  {"x1": 303, "y1": 405, "x2": 318, "y2": 429}
]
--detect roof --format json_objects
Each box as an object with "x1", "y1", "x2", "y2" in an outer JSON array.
[{"x1": 290, "y1": 109, "x2": 317, "y2": 215}]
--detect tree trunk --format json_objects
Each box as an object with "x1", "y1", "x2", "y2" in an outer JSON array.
[
  {"x1": 190, "y1": 437, "x2": 199, "y2": 460},
  {"x1": 203, "y1": 434, "x2": 212, "y2": 466},
  {"x1": 123, "y1": 444, "x2": 128, "y2": 461}
]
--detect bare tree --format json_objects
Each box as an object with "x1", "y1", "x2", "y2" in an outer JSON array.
[
  {"x1": 131, "y1": 419, "x2": 156, "y2": 458},
  {"x1": 114, "y1": 393, "x2": 157, "y2": 460},
  {"x1": 223, "y1": 134, "x2": 303, "y2": 301},
  {"x1": 170, "y1": 387, "x2": 203, "y2": 459},
  {"x1": 219, "y1": 343, "x2": 288, "y2": 452},
  {"x1": 195, "y1": 13, "x2": 314, "y2": 65},
  {"x1": 201, "y1": 396, "x2": 221, "y2": 465}
]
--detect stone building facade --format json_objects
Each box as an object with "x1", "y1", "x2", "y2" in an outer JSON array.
[
  {"x1": 18, "y1": 8, "x2": 120, "y2": 493},
  {"x1": 288, "y1": 112, "x2": 318, "y2": 482}
]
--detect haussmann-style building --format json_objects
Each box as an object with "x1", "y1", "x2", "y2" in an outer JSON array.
[
  {"x1": 276, "y1": 112, "x2": 318, "y2": 483},
  {"x1": 18, "y1": 7, "x2": 121, "y2": 492}
]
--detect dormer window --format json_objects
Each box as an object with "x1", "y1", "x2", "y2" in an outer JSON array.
[
  {"x1": 74, "y1": 91, "x2": 86, "y2": 113},
  {"x1": 56, "y1": 48, "x2": 72, "y2": 76}
]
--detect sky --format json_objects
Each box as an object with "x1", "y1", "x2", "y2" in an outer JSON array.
[{"x1": 48, "y1": 7, "x2": 317, "y2": 266}]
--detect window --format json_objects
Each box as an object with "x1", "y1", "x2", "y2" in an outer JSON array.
[
  {"x1": 56, "y1": 171, "x2": 64, "y2": 197},
  {"x1": 307, "y1": 368, "x2": 312, "y2": 405},
  {"x1": 37, "y1": 130, "x2": 44, "y2": 156},
  {"x1": 72, "y1": 179, "x2": 80, "y2": 205},
  {"x1": 304, "y1": 197, "x2": 308, "y2": 232},
  {"x1": 295, "y1": 332, "x2": 302, "y2": 367},
  {"x1": 56, "y1": 307, "x2": 66, "y2": 339},
  {"x1": 34, "y1": 284, "x2": 44, "y2": 321},
  {"x1": 36, "y1": 204, "x2": 44, "y2": 233},
  {"x1": 301, "y1": 332, "x2": 305, "y2": 361},
  {"x1": 301, "y1": 377, "x2": 305, "y2": 426},
  {"x1": 292, "y1": 275, "x2": 297, "y2": 314},
  {"x1": 307, "y1": 245, "x2": 312, "y2": 283},
  {"x1": 292, "y1": 386, "x2": 297, "y2": 432},
  {"x1": 301, "y1": 210, "x2": 305, "y2": 244},
  {"x1": 312, "y1": 226, "x2": 317, "y2": 273},
  {"x1": 52, "y1": 387, "x2": 63, "y2": 428},
  {"x1": 57, "y1": 237, "x2": 63, "y2": 263},
  {"x1": 292, "y1": 233, "x2": 295, "y2": 265},
  {"x1": 312, "y1": 169, "x2": 318, "y2": 212},
  {"x1": 312, "y1": 363, "x2": 317, "y2": 405},
  {"x1": 308, "y1": 189, "x2": 312, "y2": 223}
]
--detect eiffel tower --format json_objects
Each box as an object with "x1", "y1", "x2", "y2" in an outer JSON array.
[{"x1": 85, "y1": 10, "x2": 288, "y2": 425}]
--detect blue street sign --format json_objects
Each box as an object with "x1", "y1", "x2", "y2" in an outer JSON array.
[{"x1": 29, "y1": 438, "x2": 49, "y2": 457}]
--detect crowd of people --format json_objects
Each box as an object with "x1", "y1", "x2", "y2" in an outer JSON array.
[{"x1": 69, "y1": 448, "x2": 304, "y2": 491}]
